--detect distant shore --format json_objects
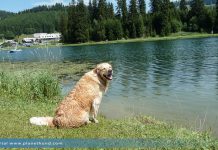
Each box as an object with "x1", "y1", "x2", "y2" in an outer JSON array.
[
  {"x1": 62, "y1": 32, "x2": 218, "y2": 47},
  {"x1": 1, "y1": 32, "x2": 218, "y2": 50}
]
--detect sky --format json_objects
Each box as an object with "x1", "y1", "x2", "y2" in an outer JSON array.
[{"x1": 0, "y1": 0, "x2": 72, "y2": 12}]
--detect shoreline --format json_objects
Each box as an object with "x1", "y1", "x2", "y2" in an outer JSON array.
[
  {"x1": 62, "y1": 33, "x2": 218, "y2": 47},
  {"x1": 1, "y1": 33, "x2": 218, "y2": 50}
]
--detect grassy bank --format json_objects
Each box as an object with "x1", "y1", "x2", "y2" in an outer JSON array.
[
  {"x1": 0, "y1": 63, "x2": 217, "y2": 149},
  {"x1": 0, "y1": 70, "x2": 60, "y2": 101},
  {"x1": 0, "y1": 97, "x2": 217, "y2": 149},
  {"x1": 0, "y1": 61, "x2": 93, "y2": 80},
  {"x1": 0, "y1": 42, "x2": 62, "y2": 50}
]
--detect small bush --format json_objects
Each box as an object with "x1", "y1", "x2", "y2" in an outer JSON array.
[
  {"x1": 171, "y1": 19, "x2": 182, "y2": 33},
  {"x1": 0, "y1": 70, "x2": 60, "y2": 101}
]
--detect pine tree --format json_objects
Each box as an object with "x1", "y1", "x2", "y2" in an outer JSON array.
[
  {"x1": 179, "y1": 0, "x2": 188, "y2": 25},
  {"x1": 67, "y1": 3, "x2": 77, "y2": 42},
  {"x1": 150, "y1": 0, "x2": 161, "y2": 35},
  {"x1": 129, "y1": 0, "x2": 138, "y2": 18},
  {"x1": 88, "y1": 0, "x2": 93, "y2": 21},
  {"x1": 128, "y1": 0, "x2": 145, "y2": 38},
  {"x1": 98, "y1": 0, "x2": 107, "y2": 20},
  {"x1": 180, "y1": 0, "x2": 187, "y2": 11},
  {"x1": 135, "y1": 14, "x2": 144, "y2": 37},
  {"x1": 116, "y1": 0, "x2": 122, "y2": 18},
  {"x1": 118, "y1": 0, "x2": 128, "y2": 37},
  {"x1": 160, "y1": 0, "x2": 171, "y2": 36},
  {"x1": 129, "y1": 22, "x2": 136, "y2": 38},
  {"x1": 151, "y1": 0, "x2": 172, "y2": 36},
  {"x1": 150, "y1": 0, "x2": 161, "y2": 13},
  {"x1": 138, "y1": 0, "x2": 146, "y2": 37},
  {"x1": 116, "y1": 0, "x2": 128, "y2": 37},
  {"x1": 215, "y1": 0, "x2": 218, "y2": 32},
  {"x1": 105, "y1": 19, "x2": 115, "y2": 40},
  {"x1": 129, "y1": 0, "x2": 138, "y2": 38},
  {"x1": 68, "y1": 0, "x2": 89, "y2": 43},
  {"x1": 107, "y1": 3, "x2": 114, "y2": 19},
  {"x1": 92, "y1": 0, "x2": 98, "y2": 20},
  {"x1": 121, "y1": 0, "x2": 128, "y2": 22},
  {"x1": 113, "y1": 19, "x2": 123, "y2": 39},
  {"x1": 75, "y1": 0, "x2": 89, "y2": 42},
  {"x1": 190, "y1": 0, "x2": 205, "y2": 17},
  {"x1": 189, "y1": 0, "x2": 206, "y2": 31},
  {"x1": 60, "y1": 12, "x2": 68, "y2": 42},
  {"x1": 217, "y1": 0, "x2": 218, "y2": 18},
  {"x1": 170, "y1": 2, "x2": 182, "y2": 32},
  {"x1": 92, "y1": 20, "x2": 106, "y2": 41},
  {"x1": 138, "y1": 0, "x2": 146, "y2": 15}
]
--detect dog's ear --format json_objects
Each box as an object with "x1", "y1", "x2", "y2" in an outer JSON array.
[{"x1": 93, "y1": 65, "x2": 100, "y2": 74}]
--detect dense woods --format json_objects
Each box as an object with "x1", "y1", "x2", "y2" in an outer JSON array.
[
  {"x1": 0, "y1": 0, "x2": 218, "y2": 42},
  {"x1": 0, "y1": 10, "x2": 14, "y2": 19},
  {"x1": 0, "y1": 4, "x2": 65, "y2": 39},
  {"x1": 61, "y1": 0, "x2": 218, "y2": 43}
]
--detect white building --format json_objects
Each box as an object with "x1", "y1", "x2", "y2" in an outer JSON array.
[
  {"x1": 33, "y1": 33, "x2": 61, "y2": 41},
  {"x1": 22, "y1": 38, "x2": 36, "y2": 43}
]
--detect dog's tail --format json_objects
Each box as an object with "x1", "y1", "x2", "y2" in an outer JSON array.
[{"x1": 30, "y1": 117, "x2": 54, "y2": 127}]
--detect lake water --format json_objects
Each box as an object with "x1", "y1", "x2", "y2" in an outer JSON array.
[{"x1": 1, "y1": 37, "x2": 218, "y2": 136}]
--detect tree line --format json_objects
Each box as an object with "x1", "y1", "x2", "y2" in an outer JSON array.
[
  {"x1": 0, "y1": 0, "x2": 218, "y2": 42},
  {"x1": 0, "y1": 11, "x2": 62, "y2": 39},
  {"x1": 0, "y1": 4, "x2": 66, "y2": 39},
  {"x1": 0, "y1": 10, "x2": 14, "y2": 20},
  {"x1": 18, "y1": 3, "x2": 66, "y2": 14},
  {"x1": 61, "y1": 0, "x2": 218, "y2": 43}
]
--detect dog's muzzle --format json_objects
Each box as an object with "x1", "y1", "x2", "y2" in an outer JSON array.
[{"x1": 104, "y1": 69, "x2": 113, "y2": 80}]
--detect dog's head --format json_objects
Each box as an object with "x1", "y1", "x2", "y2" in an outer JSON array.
[{"x1": 94, "y1": 63, "x2": 113, "y2": 81}]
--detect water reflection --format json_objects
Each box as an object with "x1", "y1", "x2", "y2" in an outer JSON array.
[{"x1": 151, "y1": 41, "x2": 175, "y2": 96}]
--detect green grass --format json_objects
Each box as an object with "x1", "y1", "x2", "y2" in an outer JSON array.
[
  {"x1": 0, "y1": 97, "x2": 217, "y2": 149},
  {"x1": 0, "y1": 70, "x2": 60, "y2": 101},
  {"x1": 0, "y1": 62, "x2": 217, "y2": 149},
  {"x1": 0, "y1": 61, "x2": 93, "y2": 80}
]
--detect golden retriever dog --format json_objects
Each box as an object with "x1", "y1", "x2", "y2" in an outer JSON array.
[{"x1": 30, "y1": 62, "x2": 113, "y2": 128}]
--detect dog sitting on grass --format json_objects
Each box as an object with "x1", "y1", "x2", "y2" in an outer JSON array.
[{"x1": 30, "y1": 63, "x2": 113, "y2": 128}]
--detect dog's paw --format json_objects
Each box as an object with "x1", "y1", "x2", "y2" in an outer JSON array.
[
  {"x1": 85, "y1": 120, "x2": 92, "y2": 124},
  {"x1": 93, "y1": 119, "x2": 99, "y2": 123}
]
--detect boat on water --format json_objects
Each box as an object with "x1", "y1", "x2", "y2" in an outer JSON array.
[
  {"x1": 9, "y1": 44, "x2": 22, "y2": 53},
  {"x1": 9, "y1": 49, "x2": 22, "y2": 53}
]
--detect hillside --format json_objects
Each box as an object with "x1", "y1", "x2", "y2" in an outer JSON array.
[
  {"x1": 0, "y1": 11, "x2": 62, "y2": 35},
  {"x1": 0, "y1": 10, "x2": 14, "y2": 20},
  {"x1": 18, "y1": 3, "x2": 66, "y2": 14},
  {"x1": 174, "y1": 0, "x2": 216, "y2": 7},
  {"x1": 0, "y1": 4, "x2": 66, "y2": 39},
  {"x1": 204, "y1": 0, "x2": 216, "y2": 5}
]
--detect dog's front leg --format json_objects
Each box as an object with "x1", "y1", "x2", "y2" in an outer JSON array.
[{"x1": 90, "y1": 98, "x2": 101, "y2": 123}]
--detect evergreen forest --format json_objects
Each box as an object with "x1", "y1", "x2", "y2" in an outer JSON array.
[{"x1": 0, "y1": 0, "x2": 218, "y2": 43}]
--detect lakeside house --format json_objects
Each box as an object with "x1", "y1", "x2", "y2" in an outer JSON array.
[
  {"x1": 22, "y1": 33, "x2": 61, "y2": 43},
  {"x1": 22, "y1": 38, "x2": 36, "y2": 43},
  {"x1": 33, "y1": 33, "x2": 61, "y2": 42}
]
